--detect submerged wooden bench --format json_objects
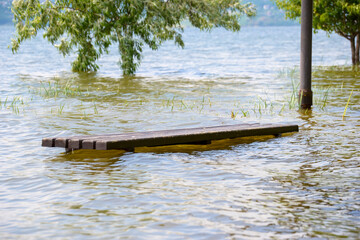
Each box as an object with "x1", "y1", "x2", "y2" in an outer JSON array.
[
  {"x1": 42, "y1": 123, "x2": 298, "y2": 151},
  {"x1": 42, "y1": 123, "x2": 299, "y2": 151}
]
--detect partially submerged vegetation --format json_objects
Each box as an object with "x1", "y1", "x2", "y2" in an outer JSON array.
[
  {"x1": 29, "y1": 80, "x2": 85, "y2": 99},
  {"x1": 2, "y1": 66, "x2": 358, "y2": 121},
  {"x1": 0, "y1": 96, "x2": 28, "y2": 114},
  {"x1": 11, "y1": 0, "x2": 255, "y2": 75}
]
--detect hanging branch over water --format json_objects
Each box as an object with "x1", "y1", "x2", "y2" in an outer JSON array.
[{"x1": 11, "y1": 0, "x2": 255, "y2": 75}]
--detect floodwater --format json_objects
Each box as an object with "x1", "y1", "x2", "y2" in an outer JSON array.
[{"x1": 0, "y1": 25, "x2": 359, "y2": 239}]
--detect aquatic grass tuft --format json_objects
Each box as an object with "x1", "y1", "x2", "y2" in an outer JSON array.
[
  {"x1": 321, "y1": 88, "x2": 330, "y2": 110},
  {"x1": 58, "y1": 103, "x2": 65, "y2": 115},
  {"x1": 161, "y1": 95, "x2": 213, "y2": 114},
  {"x1": 81, "y1": 110, "x2": 88, "y2": 120},
  {"x1": 240, "y1": 108, "x2": 249, "y2": 117},
  {"x1": 0, "y1": 96, "x2": 29, "y2": 114},
  {"x1": 93, "y1": 102, "x2": 99, "y2": 114},
  {"x1": 278, "y1": 103, "x2": 286, "y2": 115},
  {"x1": 231, "y1": 110, "x2": 238, "y2": 119},
  {"x1": 342, "y1": 89, "x2": 354, "y2": 119},
  {"x1": 30, "y1": 79, "x2": 84, "y2": 99}
]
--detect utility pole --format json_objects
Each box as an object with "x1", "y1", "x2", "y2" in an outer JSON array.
[{"x1": 300, "y1": 0, "x2": 313, "y2": 109}]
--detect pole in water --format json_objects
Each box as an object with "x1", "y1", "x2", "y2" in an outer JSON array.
[{"x1": 299, "y1": 0, "x2": 313, "y2": 109}]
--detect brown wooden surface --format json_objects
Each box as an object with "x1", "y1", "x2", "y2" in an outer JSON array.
[{"x1": 42, "y1": 123, "x2": 299, "y2": 151}]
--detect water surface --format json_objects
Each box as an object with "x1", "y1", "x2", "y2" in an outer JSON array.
[{"x1": 0, "y1": 25, "x2": 359, "y2": 239}]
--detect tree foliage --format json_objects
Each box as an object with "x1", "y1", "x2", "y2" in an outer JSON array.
[
  {"x1": 274, "y1": 0, "x2": 360, "y2": 65},
  {"x1": 11, "y1": 0, "x2": 255, "y2": 75}
]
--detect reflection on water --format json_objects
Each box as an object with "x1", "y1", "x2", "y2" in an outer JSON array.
[{"x1": 0, "y1": 25, "x2": 359, "y2": 239}]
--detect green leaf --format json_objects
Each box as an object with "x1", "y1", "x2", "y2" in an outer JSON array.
[{"x1": 11, "y1": 0, "x2": 256, "y2": 75}]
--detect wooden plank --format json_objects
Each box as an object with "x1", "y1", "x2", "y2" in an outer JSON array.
[
  {"x1": 42, "y1": 123, "x2": 258, "y2": 148},
  {"x1": 42, "y1": 132, "x2": 133, "y2": 148},
  {"x1": 96, "y1": 123, "x2": 297, "y2": 150},
  {"x1": 76, "y1": 123, "x2": 261, "y2": 150},
  {"x1": 42, "y1": 123, "x2": 298, "y2": 151}
]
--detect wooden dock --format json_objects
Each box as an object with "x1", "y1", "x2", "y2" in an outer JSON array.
[{"x1": 42, "y1": 123, "x2": 298, "y2": 151}]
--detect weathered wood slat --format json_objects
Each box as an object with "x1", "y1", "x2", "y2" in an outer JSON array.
[{"x1": 42, "y1": 123, "x2": 298, "y2": 151}]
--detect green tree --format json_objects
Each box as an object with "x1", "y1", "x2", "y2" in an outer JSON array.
[
  {"x1": 274, "y1": 0, "x2": 360, "y2": 65},
  {"x1": 11, "y1": 0, "x2": 255, "y2": 75}
]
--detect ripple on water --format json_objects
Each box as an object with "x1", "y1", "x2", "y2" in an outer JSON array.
[{"x1": 0, "y1": 25, "x2": 359, "y2": 239}]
